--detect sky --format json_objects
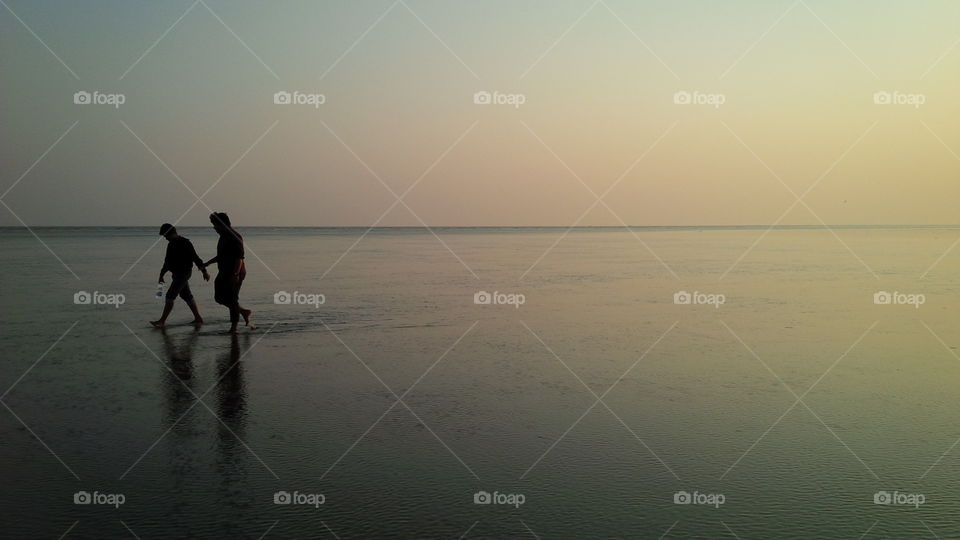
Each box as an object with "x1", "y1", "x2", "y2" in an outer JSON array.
[{"x1": 1, "y1": 0, "x2": 959, "y2": 227}]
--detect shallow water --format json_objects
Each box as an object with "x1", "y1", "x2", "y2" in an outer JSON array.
[{"x1": 2, "y1": 227, "x2": 960, "y2": 538}]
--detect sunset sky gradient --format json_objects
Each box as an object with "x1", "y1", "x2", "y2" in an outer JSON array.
[{"x1": 2, "y1": 0, "x2": 959, "y2": 226}]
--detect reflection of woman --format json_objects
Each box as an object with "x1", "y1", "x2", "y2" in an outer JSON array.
[
  {"x1": 158, "y1": 330, "x2": 251, "y2": 538},
  {"x1": 216, "y1": 333, "x2": 247, "y2": 428},
  {"x1": 215, "y1": 333, "x2": 249, "y2": 538}
]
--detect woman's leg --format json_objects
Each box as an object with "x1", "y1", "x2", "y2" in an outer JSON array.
[
  {"x1": 235, "y1": 264, "x2": 253, "y2": 327},
  {"x1": 228, "y1": 303, "x2": 240, "y2": 333}
]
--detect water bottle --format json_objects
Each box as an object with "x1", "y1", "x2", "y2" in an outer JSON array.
[{"x1": 156, "y1": 282, "x2": 164, "y2": 301}]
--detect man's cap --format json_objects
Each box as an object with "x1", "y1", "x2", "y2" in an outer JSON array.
[{"x1": 159, "y1": 223, "x2": 176, "y2": 236}]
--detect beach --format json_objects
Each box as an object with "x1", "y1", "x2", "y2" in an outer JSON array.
[{"x1": 2, "y1": 226, "x2": 959, "y2": 538}]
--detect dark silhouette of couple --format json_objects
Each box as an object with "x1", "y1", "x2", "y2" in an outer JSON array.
[{"x1": 151, "y1": 212, "x2": 255, "y2": 333}]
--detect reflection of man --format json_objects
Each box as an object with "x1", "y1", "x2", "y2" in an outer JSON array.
[
  {"x1": 160, "y1": 327, "x2": 197, "y2": 381},
  {"x1": 151, "y1": 223, "x2": 209, "y2": 328},
  {"x1": 203, "y1": 213, "x2": 254, "y2": 333},
  {"x1": 158, "y1": 328, "x2": 198, "y2": 439}
]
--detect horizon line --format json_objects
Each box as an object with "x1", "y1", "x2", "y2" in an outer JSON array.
[{"x1": 2, "y1": 224, "x2": 959, "y2": 230}]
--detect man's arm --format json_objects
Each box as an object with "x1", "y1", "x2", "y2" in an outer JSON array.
[
  {"x1": 159, "y1": 244, "x2": 170, "y2": 283},
  {"x1": 187, "y1": 240, "x2": 210, "y2": 280},
  {"x1": 188, "y1": 240, "x2": 204, "y2": 270},
  {"x1": 204, "y1": 256, "x2": 218, "y2": 267}
]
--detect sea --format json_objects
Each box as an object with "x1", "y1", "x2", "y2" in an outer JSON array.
[{"x1": 2, "y1": 226, "x2": 959, "y2": 538}]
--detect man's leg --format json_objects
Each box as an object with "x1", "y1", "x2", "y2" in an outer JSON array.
[
  {"x1": 179, "y1": 281, "x2": 203, "y2": 325},
  {"x1": 151, "y1": 300, "x2": 175, "y2": 328},
  {"x1": 152, "y1": 274, "x2": 189, "y2": 328},
  {"x1": 187, "y1": 300, "x2": 203, "y2": 324}
]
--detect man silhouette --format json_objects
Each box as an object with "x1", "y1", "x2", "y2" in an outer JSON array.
[
  {"x1": 204, "y1": 212, "x2": 254, "y2": 333},
  {"x1": 151, "y1": 223, "x2": 209, "y2": 328}
]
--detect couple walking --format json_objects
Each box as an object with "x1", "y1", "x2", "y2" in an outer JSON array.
[{"x1": 151, "y1": 212, "x2": 254, "y2": 333}]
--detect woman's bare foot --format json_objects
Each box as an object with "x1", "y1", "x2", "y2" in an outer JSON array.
[
  {"x1": 228, "y1": 324, "x2": 238, "y2": 334},
  {"x1": 191, "y1": 318, "x2": 204, "y2": 326},
  {"x1": 240, "y1": 309, "x2": 255, "y2": 329},
  {"x1": 150, "y1": 320, "x2": 165, "y2": 329}
]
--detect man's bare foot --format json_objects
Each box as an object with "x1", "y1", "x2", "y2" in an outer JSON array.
[
  {"x1": 192, "y1": 318, "x2": 204, "y2": 326},
  {"x1": 240, "y1": 309, "x2": 255, "y2": 329},
  {"x1": 150, "y1": 320, "x2": 165, "y2": 329},
  {"x1": 228, "y1": 325, "x2": 238, "y2": 334}
]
